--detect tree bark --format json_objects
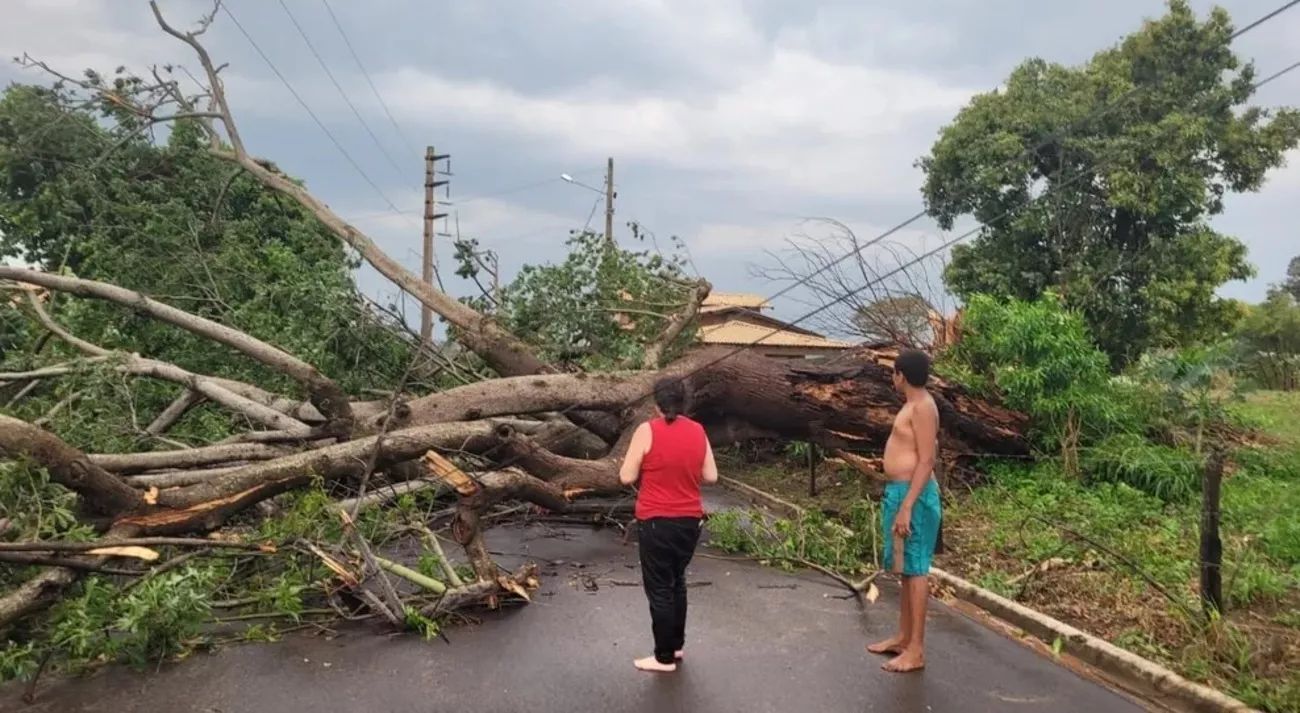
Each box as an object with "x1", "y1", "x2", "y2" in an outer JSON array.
[
  {"x1": 376, "y1": 371, "x2": 657, "y2": 429},
  {"x1": 642, "y1": 279, "x2": 710, "y2": 369},
  {"x1": 0, "y1": 415, "x2": 144, "y2": 515},
  {"x1": 145, "y1": 389, "x2": 203, "y2": 436},
  {"x1": 150, "y1": 420, "x2": 540, "y2": 511},
  {"x1": 91, "y1": 443, "x2": 291, "y2": 474}
]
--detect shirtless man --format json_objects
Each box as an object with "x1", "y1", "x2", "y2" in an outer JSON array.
[{"x1": 867, "y1": 348, "x2": 941, "y2": 673}]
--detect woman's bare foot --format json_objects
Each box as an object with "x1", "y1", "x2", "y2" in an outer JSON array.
[
  {"x1": 674, "y1": 650, "x2": 684, "y2": 660},
  {"x1": 882, "y1": 648, "x2": 925, "y2": 673},
  {"x1": 634, "y1": 656, "x2": 677, "y2": 673},
  {"x1": 866, "y1": 635, "x2": 907, "y2": 655}
]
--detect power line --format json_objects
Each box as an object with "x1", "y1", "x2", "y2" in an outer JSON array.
[
  {"x1": 319, "y1": 0, "x2": 419, "y2": 155},
  {"x1": 220, "y1": 3, "x2": 405, "y2": 215},
  {"x1": 1256, "y1": 59, "x2": 1300, "y2": 88},
  {"x1": 1234, "y1": 0, "x2": 1300, "y2": 37},
  {"x1": 276, "y1": 0, "x2": 410, "y2": 181},
  {"x1": 467, "y1": 48, "x2": 1300, "y2": 478},
  {"x1": 731, "y1": 0, "x2": 1300, "y2": 318}
]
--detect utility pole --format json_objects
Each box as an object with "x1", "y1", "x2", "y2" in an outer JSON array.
[
  {"x1": 604, "y1": 156, "x2": 615, "y2": 245},
  {"x1": 421, "y1": 146, "x2": 449, "y2": 345}
]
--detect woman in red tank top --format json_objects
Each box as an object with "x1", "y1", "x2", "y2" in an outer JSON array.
[{"x1": 618, "y1": 378, "x2": 718, "y2": 673}]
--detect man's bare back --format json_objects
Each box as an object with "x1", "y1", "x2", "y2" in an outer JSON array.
[{"x1": 883, "y1": 396, "x2": 937, "y2": 480}]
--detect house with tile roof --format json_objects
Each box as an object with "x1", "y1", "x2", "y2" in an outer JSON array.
[{"x1": 696, "y1": 292, "x2": 852, "y2": 360}]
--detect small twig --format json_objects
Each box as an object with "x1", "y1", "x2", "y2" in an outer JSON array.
[
  {"x1": 338, "y1": 510, "x2": 405, "y2": 627},
  {"x1": 122, "y1": 550, "x2": 206, "y2": 592},
  {"x1": 4, "y1": 378, "x2": 42, "y2": 408},
  {"x1": 699, "y1": 552, "x2": 878, "y2": 596},
  {"x1": 374, "y1": 555, "x2": 447, "y2": 595},
  {"x1": 21, "y1": 649, "x2": 54, "y2": 704},
  {"x1": 211, "y1": 608, "x2": 335, "y2": 624},
  {"x1": 1021, "y1": 514, "x2": 1198, "y2": 619}
]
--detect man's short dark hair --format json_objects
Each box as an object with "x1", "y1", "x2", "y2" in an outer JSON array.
[{"x1": 894, "y1": 348, "x2": 931, "y2": 387}]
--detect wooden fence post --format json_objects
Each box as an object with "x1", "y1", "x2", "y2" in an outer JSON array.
[{"x1": 1200, "y1": 449, "x2": 1224, "y2": 619}]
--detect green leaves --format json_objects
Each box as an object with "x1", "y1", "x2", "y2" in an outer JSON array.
[
  {"x1": 473, "y1": 227, "x2": 696, "y2": 371},
  {"x1": 1233, "y1": 289, "x2": 1300, "y2": 390},
  {"x1": 0, "y1": 82, "x2": 427, "y2": 446},
  {"x1": 944, "y1": 293, "x2": 1132, "y2": 450},
  {"x1": 921, "y1": 1, "x2": 1299, "y2": 366}
]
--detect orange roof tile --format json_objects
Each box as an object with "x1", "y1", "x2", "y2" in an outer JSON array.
[{"x1": 702, "y1": 292, "x2": 770, "y2": 309}]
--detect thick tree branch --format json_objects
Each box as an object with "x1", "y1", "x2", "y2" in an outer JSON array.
[
  {"x1": 0, "y1": 415, "x2": 144, "y2": 515},
  {"x1": 143, "y1": 1, "x2": 551, "y2": 378},
  {"x1": 1, "y1": 268, "x2": 351, "y2": 431},
  {"x1": 643, "y1": 279, "x2": 710, "y2": 369},
  {"x1": 145, "y1": 389, "x2": 204, "y2": 436},
  {"x1": 90, "y1": 442, "x2": 290, "y2": 474}
]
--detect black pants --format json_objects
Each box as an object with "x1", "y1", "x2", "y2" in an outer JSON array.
[{"x1": 638, "y1": 516, "x2": 701, "y2": 664}]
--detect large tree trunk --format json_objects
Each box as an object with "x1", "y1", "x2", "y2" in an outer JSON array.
[{"x1": 684, "y1": 347, "x2": 1027, "y2": 456}]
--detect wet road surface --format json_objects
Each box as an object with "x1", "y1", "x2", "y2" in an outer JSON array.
[{"x1": 3, "y1": 493, "x2": 1150, "y2": 713}]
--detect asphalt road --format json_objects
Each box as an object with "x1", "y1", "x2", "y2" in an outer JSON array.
[{"x1": 3, "y1": 493, "x2": 1150, "y2": 713}]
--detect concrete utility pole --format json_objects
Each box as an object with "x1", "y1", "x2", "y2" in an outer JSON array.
[
  {"x1": 604, "y1": 156, "x2": 615, "y2": 245},
  {"x1": 421, "y1": 146, "x2": 449, "y2": 345}
]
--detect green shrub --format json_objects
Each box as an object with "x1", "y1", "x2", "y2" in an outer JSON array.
[
  {"x1": 944, "y1": 293, "x2": 1136, "y2": 451},
  {"x1": 1233, "y1": 290, "x2": 1300, "y2": 391},
  {"x1": 1082, "y1": 434, "x2": 1203, "y2": 501},
  {"x1": 1127, "y1": 343, "x2": 1242, "y2": 453}
]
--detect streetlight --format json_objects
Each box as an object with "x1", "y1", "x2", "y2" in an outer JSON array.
[
  {"x1": 559, "y1": 173, "x2": 604, "y2": 195},
  {"x1": 561, "y1": 160, "x2": 617, "y2": 244}
]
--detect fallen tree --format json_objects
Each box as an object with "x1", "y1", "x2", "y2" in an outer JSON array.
[{"x1": 0, "y1": 0, "x2": 1027, "y2": 677}]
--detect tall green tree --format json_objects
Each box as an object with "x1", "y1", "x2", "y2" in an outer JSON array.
[
  {"x1": 456, "y1": 227, "x2": 697, "y2": 371},
  {"x1": 919, "y1": 1, "x2": 1300, "y2": 365},
  {"x1": 1284, "y1": 255, "x2": 1300, "y2": 302},
  {"x1": 0, "y1": 82, "x2": 420, "y2": 448},
  {"x1": 1234, "y1": 289, "x2": 1300, "y2": 390}
]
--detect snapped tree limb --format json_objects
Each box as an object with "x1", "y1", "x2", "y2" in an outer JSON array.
[
  {"x1": 0, "y1": 267, "x2": 352, "y2": 433},
  {"x1": 0, "y1": 415, "x2": 144, "y2": 515}
]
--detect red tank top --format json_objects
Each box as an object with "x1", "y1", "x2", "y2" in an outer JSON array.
[{"x1": 635, "y1": 416, "x2": 706, "y2": 520}]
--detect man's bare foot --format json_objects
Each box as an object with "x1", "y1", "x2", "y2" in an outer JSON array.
[
  {"x1": 674, "y1": 650, "x2": 684, "y2": 660},
  {"x1": 634, "y1": 656, "x2": 677, "y2": 673},
  {"x1": 882, "y1": 648, "x2": 925, "y2": 673},
  {"x1": 866, "y1": 635, "x2": 907, "y2": 655}
]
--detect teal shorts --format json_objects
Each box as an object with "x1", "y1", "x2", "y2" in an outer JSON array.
[{"x1": 882, "y1": 479, "x2": 941, "y2": 577}]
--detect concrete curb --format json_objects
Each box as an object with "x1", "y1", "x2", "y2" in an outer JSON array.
[{"x1": 715, "y1": 477, "x2": 1260, "y2": 713}]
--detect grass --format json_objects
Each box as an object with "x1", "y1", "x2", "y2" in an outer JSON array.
[
  {"x1": 716, "y1": 448, "x2": 874, "y2": 517},
  {"x1": 722, "y1": 390, "x2": 1300, "y2": 713},
  {"x1": 1233, "y1": 391, "x2": 1300, "y2": 446}
]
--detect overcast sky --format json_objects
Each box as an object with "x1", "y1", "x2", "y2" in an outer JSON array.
[{"x1": 3, "y1": 0, "x2": 1297, "y2": 335}]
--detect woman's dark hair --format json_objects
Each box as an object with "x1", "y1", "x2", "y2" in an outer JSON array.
[
  {"x1": 653, "y1": 378, "x2": 687, "y2": 423},
  {"x1": 894, "y1": 348, "x2": 931, "y2": 387}
]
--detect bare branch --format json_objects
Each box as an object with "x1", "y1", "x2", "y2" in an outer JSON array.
[
  {"x1": 90, "y1": 442, "x2": 290, "y2": 474},
  {"x1": 23, "y1": 291, "x2": 314, "y2": 435},
  {"x1": 150, "y1": 0, "x2": 245, "y2": 156},
  {"x1": 141, "y1": 0, "x2": 550, "y2": 377},
  {"x1": 0, "y1": 415, "x2": 144, "y2": 515},
  {"x1": 144, "y1": 389, "x2": 203, "y2": 437},
  {"x1": 643, "y1": 279, "x2": 710, "y2": 369},
  {"x1": 2, "y1": 268, "x2": 352, "y2": 431}
]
